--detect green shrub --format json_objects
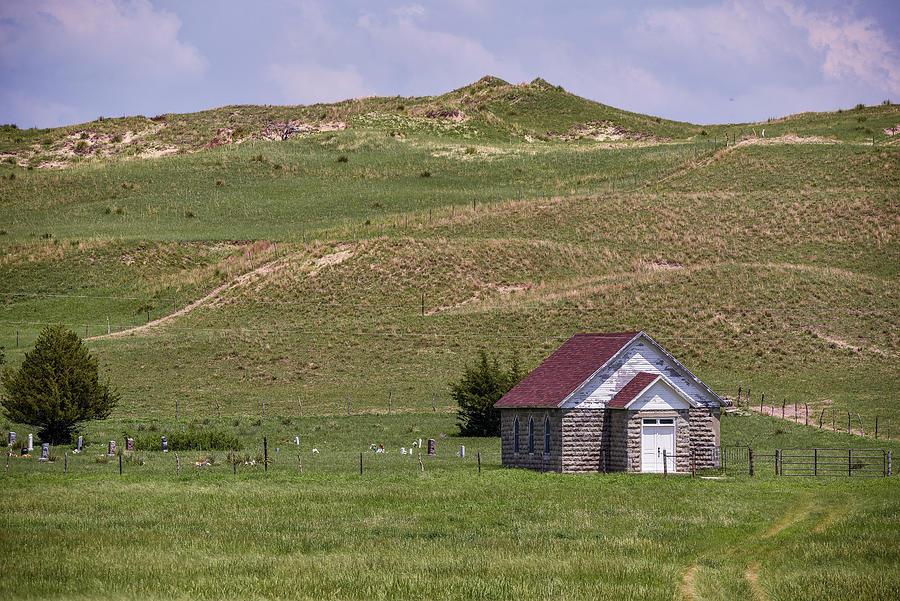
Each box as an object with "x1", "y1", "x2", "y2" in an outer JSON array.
[
  {"x1": 112, "y1": 134, "x2": 123, "y2": 143},
  {"x1": 132, "y1": 429, "x2": 242, "y2": 452},
  {"x1": 336, "y1": 155, "x2": 349, "y2": 163},
  {"x1": 451, "y1": 350, "x2": 523, "y2": 437},
  {"x1": 74, "y1": 140, "x2": 88, "y2": 153}
]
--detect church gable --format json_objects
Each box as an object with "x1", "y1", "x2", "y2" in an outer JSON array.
[{"x1": 560, "y1": 333, "x2": 721, "y2": 409}]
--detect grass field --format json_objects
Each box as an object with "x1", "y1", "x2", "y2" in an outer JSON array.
[
  {"x1": 0, "y1": 78, "x2": 898, "y2": 599},
  {"x1": 2, "y1": 412, "x2": 899, "y2": 601}
]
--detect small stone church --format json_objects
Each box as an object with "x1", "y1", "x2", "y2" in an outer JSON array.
[{"x1": 494, "y1": 331, "x2": 724, "y2": 473}]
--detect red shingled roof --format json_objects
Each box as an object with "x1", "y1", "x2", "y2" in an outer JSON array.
[
  {"x1": 607, "y1": 372, "x2": 660, "y2": 408},
  {"x1": 494, "y1": 332, "x2": 640, "y2": 408}
]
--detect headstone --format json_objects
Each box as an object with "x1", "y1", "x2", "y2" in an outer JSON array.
[
  {"x1": 28, "y1": 433, "x2": 33, "y2": 451},
  {"x1": 126, "y1": 438, "x2": 134, "y2": 451},
  {"x1": 108, "y1": 440, "x2": 116, "y2": 456},
  {"x1": 418, "y1": 438, "x2": 422, "y2": 449},
  {"x1": 427, "y1": 438, "x2": 436, "y2": 456},
  {"x1": 460, "y1": 445, "x2": 465, "y2": 458},
  {"x1": 401, "y1": 447, "x2": 406, "y2": 455},
  {"x1": 294, "y1": 437, "x2": 299, "y2": 445},
  {"x1": 7, "y1": 431, "x2": 15, "y2": 446},
  {"x1": 39, "y1": 443, "x2": 49, "y2": 462},
  {"x1": 161, "y1": 436, "x2": 168, "y2": 452},
  {"x1": 76, "y1": 436, "x2": 83, "y2": 452}
]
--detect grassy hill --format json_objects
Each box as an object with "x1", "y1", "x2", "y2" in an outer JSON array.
[
  {"x1": 1, "y1": 76, "x2": 899, "y2": 601},
  {"x1": 0, "y1": 76, "x2": 897, "y2": 423}
]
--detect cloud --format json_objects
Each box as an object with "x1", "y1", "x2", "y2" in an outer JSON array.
[
  {"x1": 0, "y1": 0, "x2": 206, "y2": 76},
  {"x1": 357, "y1": 7, "x2": 520, "y2": 93},
  {"x1": 765, "y1": 0, "x2": 900, "y2": 96},
  {"x1": 266, "y1": 62, "x2": 370, "y2": 104}
]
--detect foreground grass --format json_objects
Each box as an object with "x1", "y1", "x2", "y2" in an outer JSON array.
[{"x1": 2, "y1": 465, "x2": 897, "y2": 600}]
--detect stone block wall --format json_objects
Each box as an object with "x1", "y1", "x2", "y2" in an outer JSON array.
[
  {"x1": 499, "y1": 409, "x2": 562, "y2": 472},
  {"x1": 559, "y1": 408, "x2": 606, "y2": 473}
]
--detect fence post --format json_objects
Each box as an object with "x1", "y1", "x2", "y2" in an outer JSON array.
[
  {"x1": 782, "y1": 401, "x2": 785, "y2": 419},
  {"x1": 360, "y1": 452, "x2": 363, "y2": 475},
  {"x1": 749, "y1": 448, "x2": 754, "y2": 476},
  {"x1": 887, "y1": 451, "x2": 891, "y2": 476},
  {"x1": 875, "y1": 416, "x2": 879, "y2": 439},
  {"x1": 775, "y1": 449, "x2": 779, "y2": 475},
  {"x1": 737, "y1": 386, "x2": 742, "y2": 407},
  {"x1": 263, "y1": 437, "x2": 268, "y2": 472},
  {"x1": 805, "y1": 404, "x2": 808, "y2": 426},
  {"x1": 814, "y1": 448, "x2": 818, "y2": 476},
  {"x1": 477, "y1": 452, "x2": 481, "y2": 475},
  {"x1": 663, "y1": 449, "x2": 668, "y2": 478},
  {"x1": 432, "y1": 393, "x2": 435, "y2": 412},
  {"x1": 847, "y1": 412, "x2": 851, "y2": 435},
  {"x1": 848, "y1": 449, "x2": 852, "y2": 477},
  {"x1": 760, "y1": 392, "x2": 764, "y2": 413}
]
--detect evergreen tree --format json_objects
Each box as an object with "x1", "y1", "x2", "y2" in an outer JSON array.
[
  {"x1": 1, "y1": 325, "x2": 118, "y2": 444},
  {"x1": 452, "y1": 350, "x2": 522, "y2": 437}
]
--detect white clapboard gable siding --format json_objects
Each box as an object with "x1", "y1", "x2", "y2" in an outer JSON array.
[{"x1": 560, "y1": 333, "x2": 720, "y2": 409}]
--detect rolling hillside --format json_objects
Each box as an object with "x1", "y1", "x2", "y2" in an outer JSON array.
[{"x1": 1, "y1": 77, "x2": 897, "y2": 425}]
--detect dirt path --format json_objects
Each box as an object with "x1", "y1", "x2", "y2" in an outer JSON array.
[
  {"x1": 739, "y1": 404, "x2": 890, "y2": 440},
  {"x1": 88, "y1": 245, "x2": 356, "y2": 340}
]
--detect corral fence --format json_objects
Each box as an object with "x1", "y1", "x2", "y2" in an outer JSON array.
[
  {"x1": 780, "y1": 448, "x2": 889, "y2": 477},
  {"x1": 722, "y1": 445, "x2": 892, "y2": 477}
]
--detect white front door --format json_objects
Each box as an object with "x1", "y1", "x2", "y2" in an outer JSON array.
[{"x1": 641, "y1": 418, "x2": 676, "y2": 473}]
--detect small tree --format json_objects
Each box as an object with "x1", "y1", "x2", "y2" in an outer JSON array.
[
  {"x1": 1, "y1": 325, "x2": 118, "y2": 444},
  {"x1": 452, "y1": 350, "x2": 522, "y2": 437}
]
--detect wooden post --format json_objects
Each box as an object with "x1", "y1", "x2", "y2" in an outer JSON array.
[
  {"x1": 848, "y1": 412, "x2": 851, "y2": 435},
  {"x1": 298, "y1": 454, "x2": 302, "y2": 473},
  {"x1": 848, "y1": 449, "x2": 852, "y2": 477},
  {"x1": 263, "y1": 436, "x2": 268, "y2": 472},
  {"x1": 875, "y1": 416, "x2": 879, "y2": 439},
  {"x1": 805, "y1": 404, "x2": 808, "y2": 426},
  {"x1": 775, "y1": 449, "x2": 779, "y2": 475},
  {"x1": 749, "y1": 448, "x2": 754, "y2": 476},
  {"x1": 819, "y1": 408, "x2": 825, "y2": 428},
  {"x1": 432, "y1": 393, "x2": 436, "y2": 412},
  {"x1": 64, "y1": 452, "x2": 68, "y2": 474},
  {"x1": 737, "y1": 386, "x2": 742, "y2": 407},
  {"x1": 814, "y1": 448, "x2": 818, "y2": 476},
  {"x1": 273, "y1": 242, "x2": 278, "y2": 258},
  {"x1": 760, "y1": 392, "x2": 764, "y2": 413},
  {"x1": 359, "y1": 452, "x2": 363, "y2": 475},
  {"x1": 794, "y1": 402, "x2": 798, "y2": 423},
  {"x1": 421, "y1": 293, "x2": 425, "y2": 316},
  {"x1": 175, "y1": 399, "x2": 178, "y2": 420},
  {"x1": 119, "y1": 452, "x2": 122, "y2": 475},
  {"x1": 887, "y1": 451, "x2": 891, "y2": 476},
  {"x1": 663, "y1": 449, "x2": 668, "y2": 478},
  {"x1": 477, "y1": 452, "x2": 481, "y2": 475},
  {"x1": 782, "y1": 401, "x2": 785, "y2": 419},
  {"x1": 691, "y1": 450, "x2": 696, "y2": 478}
]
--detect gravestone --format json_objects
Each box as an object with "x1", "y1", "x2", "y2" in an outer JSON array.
[
  {"x1": 108, "y1": 440, "x2": 116, "y2": 456},
  {"x1": 76, "y1": 436, "x2": 83, "y2": 452},
  {"x1": 427, "y1": 438, "x2": 436, "y2": 456},
  {"x1": 161, "y1": 436, "x2": 168, "y2": 452},
  {"x1": 39, "y1": 443, "x2": 49, "y2": 462},
  {"x1": 7, "y1": 432, "x2": 15, "y2": 446},
  {"x1": 294, "y1": 437, "x2": 299, "y2": 445},
  {"x1": 28, "y1": 433, "x2": 33, "y2": 451},
  {"x1": 460, "y1": 445, "x2": 465, "y2": 458},
  {"x1": 126, "y1": 438, "x2": 134, "y2": 451}
]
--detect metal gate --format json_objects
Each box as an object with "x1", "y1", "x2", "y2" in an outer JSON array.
[
  {"x1": 780, "y1": 448, "x2": 888, "y2": 477},
  {"x1": 723, "y1": 445, "x2": 750, "y2": 475}
]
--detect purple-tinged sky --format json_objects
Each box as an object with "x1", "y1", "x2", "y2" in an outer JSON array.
[{"x1": 1, "y1": 0, "x2": 898, "y2": 128}]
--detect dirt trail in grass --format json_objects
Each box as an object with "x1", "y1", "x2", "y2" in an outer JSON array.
[
  {"x1": 681, "y1": 499, "x2": 821, "y2": 601},
  {"x1": 741, "y1": 404, "x2": 890, "y2": 439},
  {"x1": 87, "y1": 245, "x2": 355, "y2": 340}
]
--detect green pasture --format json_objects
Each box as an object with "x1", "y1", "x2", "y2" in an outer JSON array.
[{"x1": 2, "y1": 411, "x2": 899, "y2": 601}]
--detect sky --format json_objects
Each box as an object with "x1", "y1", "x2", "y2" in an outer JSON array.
[{"x1": 1, "y1": 0, "x2": 899, "y2": 129}]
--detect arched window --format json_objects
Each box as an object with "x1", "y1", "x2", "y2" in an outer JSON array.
[
  {"x1": 513, "y1": 416, "x2": 520, "y2": 455},
  {"x1": 528, "y1": 417, "x2": 535, "y2": 454},
  {"x1": 544, "y1": 416, "x2": 551, "y2": 455}
]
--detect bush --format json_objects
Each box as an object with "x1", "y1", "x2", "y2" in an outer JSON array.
[
  {"x1": 336, "y1": 155, "x2": 348, "y2": 163},
  {"x1": 451, "y1": 350, "x2": 523, "y2": 436},
  {"x1": 132, "y1": 429, "x2": 242, "y2": 452},
  {"x1": 1, "y1": 325, "x2": 118, "y2": 443}
]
